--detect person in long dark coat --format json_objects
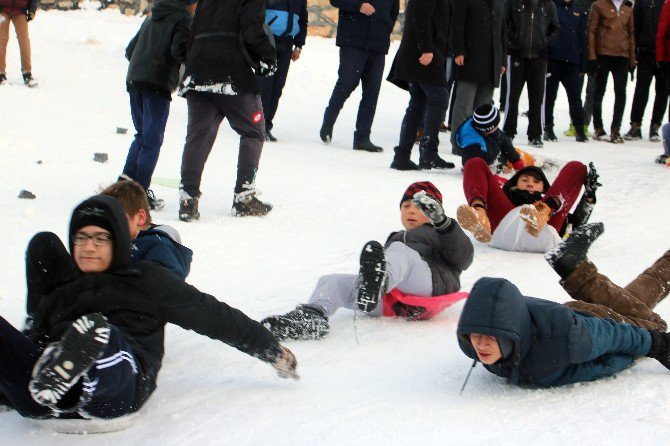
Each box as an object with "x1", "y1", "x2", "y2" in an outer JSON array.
[
  {"x1": 449, "y1": 0, "x2": 507, "y2": 155},
  {"x1": 387, "y1": 0, "x2": 454, "y2": 170}
]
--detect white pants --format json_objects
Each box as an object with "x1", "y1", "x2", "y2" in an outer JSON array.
[{"x1": 308, "y1": 242, "x2": 433, "y2": 317}]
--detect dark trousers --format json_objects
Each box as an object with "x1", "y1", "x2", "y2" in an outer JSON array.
[
  {"x1": 323, "y1": 46, "x2": 385, "y2": 143},
  {"x1": 629, "y1": 51, "x2": 669, "y2": 127},
  {"x1": 180, "y1": 92, "x2": 265, "y2": 196},
  {"x1": 258, "y1": 37, "x2": 294, "y2": 131},
  {"x1": 396, "y1": 82, "x2": 449, "y2": 157},
  {"x1": 544, "y1": 59, "x2": 585, "y2": 129},
  {"x1": 502, "y1": 55, "x2": 547, "y2": 139},
  {"x1": 122, "y1": 89, "x2": 171, "y2": 190},
  {"x1": 593, "y1": 55, "x2": 629, "y2": 131},
  {"x1": 578, "y1": 73, "x2": 595, "y2": 126}
]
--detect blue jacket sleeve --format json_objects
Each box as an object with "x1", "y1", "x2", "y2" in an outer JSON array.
[
  {"x1": 536, "y1": 353, "x2": 636, "y2": 387},
  {"x1": 142, "y1": 242, "x2": 188, "y2": 280}
]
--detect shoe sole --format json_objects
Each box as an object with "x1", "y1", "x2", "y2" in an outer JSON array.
[
  {"x1": 456, "y1": 205, "x2": 492, "y2": 243},
  {"x1": 356, "y1": 241, "x2": 387, "y2": 313},
  {"x1": 231, "y1": 204, "x2": 273, "y2": 217},
  {"x1": 261, "y1": 314, "x2": 329, "y2": 341},
  {"x1": 519, "y1": 204, "x2": 542, "y2": 237},
  {"x1": 544, "y1": 222, "x2": 605, "y2": 267}
]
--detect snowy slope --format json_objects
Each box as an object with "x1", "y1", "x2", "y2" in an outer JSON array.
[{"x1": 1, "y1": 3, "x2": 669, "y2": 444}]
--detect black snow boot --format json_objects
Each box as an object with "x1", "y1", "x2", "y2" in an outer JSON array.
[
  {"x1": 575, "y1": 125, "x2": 588, "y2": 142},
  {"x1": 320, "y1": 124, "x2": 333, "y2": 143},
  {"x1": 353, "y1": 139, "x2": 383, "y2": 152},
  {"x1": 544, "y1": 222, "x2": 604, "y2": 279},
  {"x1": 356, "y1": 241, "x2": 387, "y2": 312},
  {"x1": 543, "y1": 128, "x2": 558, "y2": 142},
  {"x1": 261, "y1": 305, "x2": 330, "y2": 341},
  {"x1": 179, "y1": 188, "x2": 200, "y2": 222},
  {"x1": 390, "y1": 149, "x2": 420, "y2": 170},
  {"x1": 647, "y1": 331, "x2": 670, "y2": 370}
]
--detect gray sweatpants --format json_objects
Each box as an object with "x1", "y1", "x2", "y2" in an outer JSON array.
[{"x1": 308, "y1": 242, "x2": 433, "y2": 317}]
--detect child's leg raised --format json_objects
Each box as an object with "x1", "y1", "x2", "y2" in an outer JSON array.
[
  {"x1": 462, "y1": 158, "x2": 515, "y2": 231},
  {"x1": 384, "y1": 242, "x2": 433, "y2": 296},
  {"x1": 622, "y1": 250, "x2": 670, "y2": 311},
  {"x1": 544, "y1": 161, "x2": 586, "y2": 232}
]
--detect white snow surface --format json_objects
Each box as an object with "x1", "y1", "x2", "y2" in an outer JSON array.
[{"x1": 1, "y1": 4, "x2": 669, "y2": 444}]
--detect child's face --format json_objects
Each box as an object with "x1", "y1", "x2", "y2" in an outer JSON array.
[
  {"x1": 400, "y1": 200, "x2": 431, "y2": 230},
  {"x1": 469, "y1": 333, "x2": 502, "y2": 365},
  {"x1": 515, "y1": 174, "x2": 544, "y2": 193},
  {"x1": 73, "y1": 225, "x2": 113, "y2": 273}
]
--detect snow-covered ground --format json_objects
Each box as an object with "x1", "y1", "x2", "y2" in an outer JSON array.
[{"x1": 1, "y1": 3, "x2": 669, "y2": 444}]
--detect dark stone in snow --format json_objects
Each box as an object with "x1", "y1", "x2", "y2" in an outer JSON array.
[
  {"x1": 94, "y1": 153, "x2": 109, "y2": 163},
  {"x1": 18, "y1": 190, "x2": 36, "y2": 199}
]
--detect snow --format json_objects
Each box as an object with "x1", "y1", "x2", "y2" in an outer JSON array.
[{"x1": 1, "y1": 3, "x2": 669, "y2": 444}]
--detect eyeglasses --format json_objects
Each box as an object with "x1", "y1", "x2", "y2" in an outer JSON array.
[{"x1": 72, "y1": 232, "x2": 114, "y2": 247}]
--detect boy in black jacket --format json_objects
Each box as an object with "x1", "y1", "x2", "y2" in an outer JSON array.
[
  {"x1": 0, "y1": 195, "x2": 297, "y2": 419},
  {"x1": 261, "y1": 181, "x2": 474, "y2": 340},
  {"x1": 121, "y1": 0, "x2": 196, "y2": 211}
]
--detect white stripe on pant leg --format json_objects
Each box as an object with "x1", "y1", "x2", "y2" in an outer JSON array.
[
  {"x1": 541, "y1": 68, "x2": 548, "y2": 133},
  {"x1": 96, "y1": 351, "x2": 138, "y2": 374},
  {"x1": 501, "y1": 55, "x2": 512, "y2": 128}
]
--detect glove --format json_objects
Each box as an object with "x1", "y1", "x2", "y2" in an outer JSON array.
[
  {"x1": 255, "y1": 59, "x2": 277, "y2": 77},
  {"x1": 587, "y1": 60, "x2": 599, "y2": 76},
  {"x1": 392, "y1": 302, "x2": 427, "y2": 321},
  {"x1": 26, "y1": 10, "x2": 35, "y2": 21},
  {"x1": 584, "y1": 161, "x2": 601, "y2": 201},
  {"x1": 647, "y1": 331, "x2": 670, "y2": 371},
  {"x1": 271, "y1": 346, "x2": 299, "y2": 380},
  {"x1": 412, "y1": 190, "x2": 451, "y2": 231},
  {"x1": 629, "y1": 66, "x2": 636, "y2": 81}
]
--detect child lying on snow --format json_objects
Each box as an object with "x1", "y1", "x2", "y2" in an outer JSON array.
[
  {"x1": 0, "y1": 195, "x2": 297, "y2": 420},
  {"x1": 456, "y1": 157, "x2": 600, "y2": 253},
  {"x1": 457, "y1": 223, "x2": 670, "y2": 388},
  {"x1": 261, "y1": 181, "x2": 474, "y2": 340}
]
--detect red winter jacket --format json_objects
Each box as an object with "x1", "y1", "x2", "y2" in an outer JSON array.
[
  {"x1": 0, "y1": 0, "x2": 33, "y2": 17},
  {"x1": 657, "y1": 0, "x2": 670, "y2": 61}
]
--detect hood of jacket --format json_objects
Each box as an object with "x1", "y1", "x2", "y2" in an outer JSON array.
[{"x1": 502, "y1": 166, "x2": 551, "y2": 195}]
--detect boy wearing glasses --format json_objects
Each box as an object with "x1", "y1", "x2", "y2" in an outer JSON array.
[{"x1": 0, "y1": 195, "x2": 297, "y2": 420}]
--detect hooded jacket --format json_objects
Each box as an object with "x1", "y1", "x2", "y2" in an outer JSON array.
[
  {"x1": 31, "y1": 195, "x2": 281, "y2": 410},
  {"x1": 125, "y1": 0, "x2": 193, "y2": 98},
  {"x1": 456, "y1": 277, "x2": 651, "y2": 387},
  {"x1": 502, "y1": 166, "x2": 554, "y2": 208}
]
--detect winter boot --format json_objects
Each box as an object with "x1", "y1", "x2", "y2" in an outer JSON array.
[
  {"x1": 575, "y1": 125, "x2": 588, "y2": 142},
  {"x1": 655, "y1": 154, "x2": 669, "y2": 164},
  {"x1": 593, "y1": 128, "x2": 607, "y2": 141},
  {"x1": 544, "y1": 222, "x2": 604, "y2": 279},
  {"x1": 29, "y1": 314, "x2": 110, "y2": 409},
  {"x1": 147, "y1": 189, "x2": 165, "y2": 211},
  {"x1": 353, "y1": 139, "x2": 383, "y2": 152},
  {"x1": 543, "y1": 128, "x2": 558, "y2": 142},
  {"x1": 624, "y1": 122, "x2": 642, "y2": 141},
  {"x1": 232, "y1": 190, "x2": 273, "y2": 217},
  {"x1": 418, "y1": 154, "x2": 455, "y2": 169},
  {"x1": 519, "y1": 202, "x2": 552, "y2": 237},
  {"x1": 390, "y1": 150, "x2": 420, "y2": 171},
  {"x1": 319, "y1": 124, "x2": 333, "y2": 143},
  {"x1": 609, "y1": 128, "x2": 624, "y2": 144},
  {"x1": 0, "y1": 72, "x2": 7, "y2": 85},
  {"x1": 647, "y1": 331, "x2": 670, "y2": 370},
  {"x1": 22, "y1": 72, "x2": 37, "y2": 88},
  {"x1": 567, "y1": 194, "x2": 596, "y2": 230},
  {"x1": 179, "y1": 188, "x2": 200, "y2": 222},
  {"x1": 650, "y1": 123, "x2": 661, "y2": 142},
  {"x1": 356, "y1": 241, "x2": 387, "y2": 313},
  {"x1": 563, "y1": 124, "x2": 576, "y2": 137},
  {"x1": 265, "y1": 129, "x2": 278, "y2": 142},
  {"x1": 261, "y1": 305, "x2": 330, "y2": 341},
  {"x1": 456, "y1": 204, "x2": 492, "y2": 243},
  {"x1": 528, "y1": 137, "x2": 544, "y2": 148}
]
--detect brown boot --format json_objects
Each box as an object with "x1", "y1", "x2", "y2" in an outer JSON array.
[
  {"x1": 457, "y1": 204, "x2": 492, "y2": 243},
  {"x1": 519, "y1": 202, "x2": 552, "y2": 237}
]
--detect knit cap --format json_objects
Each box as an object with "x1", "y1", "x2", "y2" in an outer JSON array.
[
  {"x1": 400, "y1": 181, "x2": 443, "y2": 207},
  {"x1": 472, "y1": 104, "x2": 501, "y2": 133}
]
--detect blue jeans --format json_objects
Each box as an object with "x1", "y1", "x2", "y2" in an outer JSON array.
[{"x1": 122, "y1": 89, "x2": 171, "y2": 190}]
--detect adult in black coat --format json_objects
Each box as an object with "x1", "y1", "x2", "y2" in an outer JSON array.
[
  {"x1": 0, "y1": 195, "x2": 297, "y2": 419},
  {"x1": 388, "y1": 0, "x2": 454, "y2": 170},
  {"x1": 449, "y1": 0, "x2": 507, "y2": 154}
]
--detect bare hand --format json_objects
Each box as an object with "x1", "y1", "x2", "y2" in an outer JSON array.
[
  {"x1": 291, "y1": 48, "x2": 301, "y2": 62},
  {"x1": 501, "y1": 66, "x2": 506, "y2": 75},
  {"x1": 272, "y1": 346, "x2": 299, "y2": 380},
  {"x1": 360, "y1": 2, "x2": 375, "y2": 15},
  {"x1": 455, "y1": 55, "x2": 465, "y2": 66},
  {"x1": 419, "y1": 53, "x2": 434, "y2": 66}
]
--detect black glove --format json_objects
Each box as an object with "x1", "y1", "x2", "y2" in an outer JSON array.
[
  {"x1": 392, "y1": 302, "x2": 427, "y2": 321},
  {"x1": 647, "y1": 331, "x2": 670, "y2": 371},
  {"x1": 587, "y1": 60, "x2": 599, "y2": 76},
  {"x1": 629, "y1": 66, "x2": 636, "y2": 81},
  {"x1": 583, "y1": 161, "x2": 601, "y2": 201},
  {"x1": 255, "y1": 59, "x2": 277, "y2": 77},
  {"x1": 412, "y1": 191, "x2": 452, "y2": 231},
  {"x1": 26, "y1": 10, "x2": 35, "y2": 21}
]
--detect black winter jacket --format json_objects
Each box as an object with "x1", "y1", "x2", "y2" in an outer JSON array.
[
  {"x1": 29, "y1": 196, "x2": 281, "y2": 410},
  {"x1": 385, "y1": 222, "x2": 474, "y2": 295},
  {"x1": 452, "y1": 0, "x2": 507, "y2": 87},
  {"x1": 387, "y1": 0, "x2": 451, "y2": 89},
  {"x1": 634, "y1": 0, "x2": 664, "y2": 54},
  {"x1": 180, "y1": 0, "x2": 276, "y2": 96},
  {"x1": 331, "y1": 0, "x2": 399, "y2": 54},
  {"x1": 507, "y1": 0, "x2": 561, "y2": 59},
  {"x1": 126, "y1": 0, "x2": 192, "y2": 99}
]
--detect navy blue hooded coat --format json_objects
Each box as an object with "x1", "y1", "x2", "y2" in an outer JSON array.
[{"x1": 457, "y1": 278, "x2": 652, "y2": 387}]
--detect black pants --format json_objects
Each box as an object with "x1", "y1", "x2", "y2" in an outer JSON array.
[
  {"x1": 180, "y1": 92, "x2": 265, "y2": 196},
  {"x1": 579, "y1": 72, "x2": 596, "y2": 126},
  {"x1": 544, "y1": 59, "x2": 585, "y2": 129},
  {"x1": 396, "y1": 82, "x2": 449, "y2": 157},
  {"x1": 258, "y1": 37, "x2": 294, "y2": 132},
  {"x1": 502, "y1": 55, "x2": 547, "y2": 139},
  {"x1": 322, "y1": 46, "x2": 385, "y2": 143},
  {"x1": 629, "y1": 51, "x2": 669, "y2": 127},
  {"x1": 593, "y1": 55, "x2": 629, "y2": 131}
]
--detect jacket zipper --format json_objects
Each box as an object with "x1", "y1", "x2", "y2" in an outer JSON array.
[{"x1": 529, "y1": 11, "x2": 535, "y2": 58}]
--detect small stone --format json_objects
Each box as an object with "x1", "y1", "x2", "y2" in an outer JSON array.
[
  {"x1": 116, "y1": 127, "x2": 128, "y2": 134},
  {"x1": 18, "y1": 190, "x2": 36, "y2": 199},
  {"x1": 36, "y1": 160, "x2": 42, "y2": 164},
  {"x1": 94, "y1": 153, "x2": 109, "y2": 163}
]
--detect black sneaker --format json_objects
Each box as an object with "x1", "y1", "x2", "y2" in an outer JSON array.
[
  {"x1": 543, "y1": 129, "x2": 558, "y2": 142},
  {"x1": 265, "y1": 129, "x2": 278, "y2": 142},
  {"x1": 356, "y1": 241, "x2": 387, "y2": 313},
  {"x1": 232, "y1": 190, "x2": 272, "y2": 217},
  {"x1": 650, "y1": 124, "x2": 661, "y2": 142},
  {"x1": 418, "y1": 155, "x2": 455, "y2": 170},
  {"x1": 22, "y1": 71, "x2": 37, "y2": 88},
  {"x1": 593, "y1": 128, "x2": 607, "y2": 141},
  {"x1": 655, "y1": 154, "x2": 669, "y2": 164},
  {"x1": 147, "y1": 189, "x2": 165, "y2": 211},
  {"x1": 544, "y1": 222, "x2": 604, "y2": 279},
  {"x1": 179, "y1": 188, "x2": 200, "y2": 222},
  {"x1": 390, "y1": 155, "x2": 420, "y2": 171},
  {"x1": 0, "y1": 72, "x2": 7, "y2": 85},
  {"x1": 353, "y1": 139, "x2": 383, "y2": 152},
  {"x1": 320, "y1": 125, "x2": 333, "y2": 143},
  {"x1": 528, "y1": 137, "x2": 543, "y2": 148},
  {"x1": 261, "y1": 305, "x2": 330, "y2": 341},
  {"x1": 29, "y1": 314, "x2": 110, "y2": 409},
  {"x1": 575, "y1": 126, "x2": 589, "y2": 142},
  {"x1": 624, "y1": 125, "x2": 642, "y2": 141}
]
